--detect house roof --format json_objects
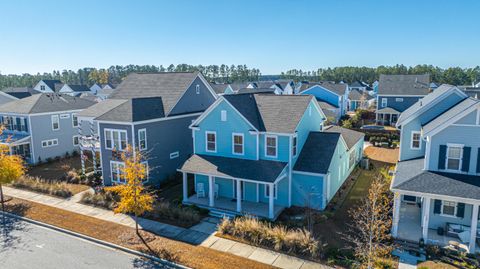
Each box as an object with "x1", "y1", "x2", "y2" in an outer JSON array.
[
  {"x1": 209, "y1": 83, "x2": 229, "y2": 94},
  {"x1": 109, "y1": 72, "x2": 202, "y2": 115},
  {"x1": 77, "y1": 99, "x2": 128, "y2": 118},
  {"x1": 96, "y1": 88, "x2": 115, "y2": 96},
  {"x1": 350, "y1": 80, "x2": 366, "y2": 88},
  {"x1": 300, "y1": 82, "x2": 348, "y2": 95},
  {"x1": 378, "y1": 74, "x2": 431, "y2": 96},
  {"x1": 317, "y1": 101, "x2": 337, "y2": 110},
  {"x1": 236, "y1": 87, "x2": 276, "y2": 94},
  {"x1": 422, "y1": 97, "x2": 479, "y2": 135},
  {"x1": 293, "y1": 132, "x2": 341, "y2": 174},
  {"x1": 324, "y1": 125, "x2": 364, "y2": 149},
  {"x1": 41, "y1": 80, "x2": 62, "y2": 91},
  {"x1": 0, "y1": 93, "x2": 95, "y2": 114},
  {"x1": 1, "y1": 87, "x2": 38, "y2": 99},
  {"x1": 392, "y1": 158, "x2": 480, "y2": 200},
  {"x1": 376, "y1": 107, "x2": 400, "y2": 114},
  {"x1": 229, "y1": 82, "x2": 250, "y2": 92},
  {"x1": 180, "y1": 154, "x2": 287, "y2": 183},
  {"x1": 68, "y1": 85, "x2": 91, "y2": 92},
  {"x1": 0, "y1": 132, "x2": 30, "y2": 145},
  {"x1": 223, "y1": 94, "x2": 315, "y2": 133},
  {"x1": 93, "y1": 97, "x2": 165, "y2": 122}
]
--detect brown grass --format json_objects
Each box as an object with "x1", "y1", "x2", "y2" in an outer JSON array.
[
  {"x1": 417, "y1": 261, "x2": 458, "y2": 269},
  {"x1": 364, "y1": 146, "x2": 399, "y2": 164},
  {"x1": 27, "y1": 155, "x2": 82, "y2": 180},
  {"x1": 4, "y1": 198, "x2": 273, "y2": 269}
]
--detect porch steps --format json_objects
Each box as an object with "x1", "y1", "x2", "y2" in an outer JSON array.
[
  {"x1": 394, "y1": 239, "x2": 427, "y2": 258},
  {"x1": 209, "y1": 209, "x2": 236, "y2": 220}
]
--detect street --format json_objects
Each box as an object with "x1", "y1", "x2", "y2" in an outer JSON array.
[{"x1": 0, "y1": 215, "x2": 176, "y2": 269}]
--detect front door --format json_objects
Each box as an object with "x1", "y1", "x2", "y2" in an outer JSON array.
[{"x1": 233, "y1": 180, "x2": 244, "y2": 200}]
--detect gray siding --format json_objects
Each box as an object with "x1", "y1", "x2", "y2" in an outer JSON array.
[
  {"x1": 99, "y1": 123, "x2": 132, "y2": 186},
  {"x1": 377, "y1": 95, "x2": 423, "y2": 113},
  {"x1": 169, "y1": 76, "x2": 216, "y2": 116}
]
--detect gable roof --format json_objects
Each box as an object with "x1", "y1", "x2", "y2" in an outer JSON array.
[
  {"x1": 94, "y1": 97, "x2": 165, "y2": 122},
  {"x1": 300, "y1": 82, "x2": 348, "y2": 96},
  {"x1": 348, "y1": 89, "x2": 364, "y2": 100},
  {"x1": 237, "y1": 87, "x2": 276, "y2": 94},
  {"x1": 229, "y1": 82, "x2": 250, "y2": 92},
  {"x1": 323, "y1": 125, "x2": 364, "y2": 149},
  {"x1": 67, "y1": 85, "x2": 91, "y2": 92},
  {"x1": 293, "y1": 132, "x2": 341, "y2": 174},
  {"x1": 378, "y1": 74, "x2": 431, "y2": 96},
  {"x1": 209, "y1": 83, "x2": 229, "y2": 94},
  {"x1": 350, "y1": 80, "x2": 366, "y2": 88},
  {"x1": 0, "y1": 93, "x2": 95, "y2": 114},
  {"x1": 41, "y1": 79, "x2": 63, "y2": 91},
  {"x1": 2, "y1": 87, "x2": 38, "y2": 99},
  {"x1": 223, "y1": 94, "x2": 315, "y2": 133},
  {"x1": 77, "y1": 99, "x2": 128, "y2": 118},
  {"x1": 109, "y1": 72, "x2": 202, "y2": 115}
]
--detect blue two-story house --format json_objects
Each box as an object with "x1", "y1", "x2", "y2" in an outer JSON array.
[
  {"x1": 392, "y1": 84, "x2": 480, "y2": 253},
  {"x1": 299, "y1": 82, "x2": 349, "y2": 120},
  {"x1": 179, "y1": 93, "x2": 364, "y2": 219}
]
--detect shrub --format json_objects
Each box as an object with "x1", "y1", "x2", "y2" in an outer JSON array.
[
  {"x1": 80, "y1": 190, "x2": 118, "y2": 210},
  {"x1": 65, "y1": 169, "x2": 81, "y2": 184},
  {"x1": 218, "y1": 215, "x2": 322, "y2": 258},
  {"x1": 146, "y1": 200, "x2": 204, "y2": 227},
  {"x1": 11, "y1": 176, "x2": 73, "y2": 198}
]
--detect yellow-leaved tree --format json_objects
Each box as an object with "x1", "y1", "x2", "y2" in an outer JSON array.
[
  {"x1": 106, "y1": 145, "x2": 153, "y2": 236},
  {"x1": 0, "y1": 126, "x2": 26, "y2": 219}
]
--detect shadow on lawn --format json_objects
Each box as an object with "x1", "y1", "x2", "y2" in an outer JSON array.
[
  {"x1": 131, "y1": 257, "x2": 177, "y2": 269},
  {"x1": 0, "y1": 202, "x2": 31, "y2": 253}
]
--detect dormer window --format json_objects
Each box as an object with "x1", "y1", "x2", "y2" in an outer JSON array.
[
  {"x1": 41, "y1": 85, "x2": 45, "y2": 91},
  {"x1": 196, "y1": 84, "x2": 200, "y2": 94}
]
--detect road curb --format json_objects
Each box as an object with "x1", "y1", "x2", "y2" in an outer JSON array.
[{"x1": 1, "y1": 211, "x2": 189, "y2": 269}]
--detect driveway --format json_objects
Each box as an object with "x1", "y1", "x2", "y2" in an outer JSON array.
[{"x1": 0, "y1": 215, "x2": 176, "y2": 269}]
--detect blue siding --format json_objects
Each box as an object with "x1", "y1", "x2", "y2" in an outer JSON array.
[
  {"x1": 301, "y1": 86, "x2": 341, "y2": 109},
  {"x1": 293, "y1": 100, "x2": 324, "y2": 164},
  {"x1": 428, "y1": 199, "x2": 476, "y2": 229},
  {"x1": 259, "y1": 134, "x2": 290, "y2": 162},
  {"x1": 377, "y1": 95, "x2": 423, "y2": 113},
  {"x1": 291, "y1": 173, "x2": 325, "y2": 210},
  {"x1": 455, "y1": 110, "x2": 477, "y2": 125}
]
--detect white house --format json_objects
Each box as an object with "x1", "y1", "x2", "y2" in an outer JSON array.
[{"x1": 33, "y1": 79, "x2": 63, "y2": 93}]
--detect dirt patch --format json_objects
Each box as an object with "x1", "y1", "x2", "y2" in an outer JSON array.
[
  {"x1": 364, "y1": 146, "x2": 399, "y2": 164},
  {"x1": 27, "y1": 156, "x2": 82, "y2": 181},
  {"x1": 119, "y1": 230, "x2": 157, "y2": 245}
]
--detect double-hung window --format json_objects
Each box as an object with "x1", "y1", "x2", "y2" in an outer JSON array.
[
  {"x1": 73, "y1": 135, "x2": 80, "y2": 146},
  {"x1": 138, "y1": 129, "x2": 147, "y2": 150},
  {"x1": 381, "y1": 98, "x2": 387, "y2": 108},
  {"x1": 72, "y1": 113, "x2": 79, "y2": 127},
  {"x1": 110, "y1": 161, "x2": 126, "y2": 183},
  {"x1": 52, "y1": 115, "x2": 59, "y2": 130},
  {"x1": 446, "y1": 144, "x2": 463, "y2": 171},
  {"x1": 232, "y1": 133, "x2": 244, "y2": 155},
  {"x1": 411, "y1": 131, "x2": 421, "y2": 150},
  {"x1": 104, "y1": 129, "x2": 127, "y2": 151},
  {"x1": 441, "y1": 200, "x2": 457, "y2": 217},
  {"x1": 349, "y1": 148, "x2": 356, "y2": 168},
  {"x1": 265, "y1": 135, "x2": 277, "y2": 158},
  {"x1": 206, "y1": 131, "x2": 216, "y2": 152}
]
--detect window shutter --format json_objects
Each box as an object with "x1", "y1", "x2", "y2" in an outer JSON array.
[
  {"x1": 24, "y1": 118, "x2": 28, "y2": 132},
  {"x1": 438, "y1": 145, "x2": 447, "y2": 170},
  {"x1": 456, "y1": 203, "x2": 465, "y2": 218},
  {"x1": 477, "y1": 148, "x2": 480, "y2": 174},
  {"x1": 462, "y1": 147, "x2": 471, "y2": 172},
  {"x1": 433, "y1": 199, "x2": 441, "y2": 214}
]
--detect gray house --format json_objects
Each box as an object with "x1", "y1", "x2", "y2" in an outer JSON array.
[
  {"x1": 77, "y1": 72, "x2": 218, "y2": 187},
  {"x1": 0, "y1": 94, "x2": 96, "y2": 164}
]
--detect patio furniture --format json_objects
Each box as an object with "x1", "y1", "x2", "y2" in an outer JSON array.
[
  {"x1": 446, "y1": 223, "x2": 480, "y2": 244},
  {"x1": 196, "y1": 183, "x2": 205, "y2": 198},
  {"x1": 214, "y1": 184, "x2": 219, "y2": 198}
]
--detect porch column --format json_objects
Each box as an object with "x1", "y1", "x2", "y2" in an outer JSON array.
[
  {"x1": 208, "y1": 176, "x2": 214, "y2": 207},
  {"x1": 422, "y1": 197, "x2": 431, "y2": 241},
  {"x1": 469, "y1": 204, "x2": 479, "y2": 252},
  {"x1": 391, "y1": 193, "x2": 401, "y2": 237},
  {"x1": 182, "y1": 172, "x2": 188, "y2": 203},
  {"x1": 256, "y1": 183, "x2": 259, "y2": 202},
  {"x1": 92, "y1": 150, "x2": 97, "y2": 173},
  {"x1": 268, "y1": 183, "x2": 274, "y2": 219},
  {"x1": 236, "y1": 180, "x2": 242, "y2": 212}
]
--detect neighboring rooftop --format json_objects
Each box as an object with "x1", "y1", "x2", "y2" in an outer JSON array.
[
  {"x1": 41, "y1": 79, "x2": 63, "y2": 91},
  {"x1": 237, "y1": 87, "x2": 276, "y2": 94},
  {"x1": 324, "y1": 125, "x2": 364, "y2": 149},
  {"x1": 93, "y1": 97, "x2": 165, "y2": 122},
  {"x1": 378, "y1": 74, "x2": 431, "y2": 96},
  {"x1": 67, "y1": 85, "x2": 91, "y2": 92},
  {"x1": 299, "y1": 81, "x2": 348, "y2": 95},
  {"x1": 0, "y1": 93, "x2": 96, "y2": 114},
  {"x1": 209, "y1": 83, "x2": 230, "y2": 94},
  {"x1": 2, "y1": 87, "x2": 39, "y2": 99},
  {"x1": 293, "y1": 132, "x2": 341, "y2": 174}
]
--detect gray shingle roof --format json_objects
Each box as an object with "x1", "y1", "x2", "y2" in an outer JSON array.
[
  {"x1": 377, "y1": 107, "x2": 401, "y2": 114},
  {"x1": 378, "y1": 74, "x2": 431, "y2": 95},
  {"x1": 209, "y1": 83, "x2": 229, "y2": 94},
  {"x1": 109, "y1": 72, "x2": 201, "y2": 115},
  {"x1": 237, "y1": 88, "x2": 276, "y2": 94},
  {"x1": 300, "y1": 82, "x2": 348, "y2": 95},
  {"x1": 392, "y1": 158, "x2": 480, "y2": 200},
  {"x1": 348, "y1": 89, "x2": 364, "y2": 100},
  {"x1": 68, "y1": 85, "x2": 91, "y2": 92},
  {"x1": 422, "y1": 97, "x2": 479, "y2": 134},
  {"x1": 77, "y1": 99, "x2": 128, "y2": 118},
  {"x1": 223, "y1": 94, "x2": 315, "y2": 133},
  {"x1": 293, "y1": 132, "x2": 341, "y2": 174},
  {"x1": 317, "y1": 101, "x2": 337, "y2": 110},
  {"x1": 41, "y1": 80, "x2": 62, "y2": 91},
  {"x1": 2, "y1": 87, "x2": 38, "y2": 99},
  {"x1": 94, "y1": 97, "x2": 165, "y2": 122},
  {"x1": 324, "y1": 125, "x2": 364, "y2": 149},
  {"x1": 180, "y1": 154, "x2": 287, "y2": 183},
  {"x1": 0, "y1": 93, "x2": 95, "y2": 114}
]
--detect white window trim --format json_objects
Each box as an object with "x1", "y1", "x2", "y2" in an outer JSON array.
[
  {"x1": 72, "y1": 113, "x2": 78, "y2": 128},
  {"x1": 142, "y1": 161, "x2": 149, "y2": 183},
  {"x1": 381, "y1": 98, "x2": 387, "y2": 108},
  {"x1": 170, "y1": 151, "x2": 179, "y2": 159},
  {"x1": 60, "y1": 113, "x2": 70, "y2": 119},
  {"x1": 195, "y1": 84, "x2": 200, "y2": 94},
  {"x1": 232, "y1": 133, "x2": 244, "y2": 156},
  {"x1": 265, "y1": 135, "x2": 278, "y2": 158},
  {"x1": 445, "y1": 143, "x2": 464, "y2": 172},
  {"x1": 110, "y1": 161, "x2": 126, "y2": 184},
  {"x1": 205, "y1": 131, "x2": 217, "y2": 153},
  {"x1": 104, "y1": 128, "x2": 128, "y2": 151},
  {"x1": 410, "y1": 131, "x2": 422, "y2": 150},
  {"x1": 138, "y1": 128, "x2": 147, "y2": 151},
  {"x1": 73, "y1": 135, "x2": 80, "y2": 146},
  {"x1": 264, "y1": 184, "x2": 278, "y2": 199},
  {"x1": 51, "y1": 115, "x2": 60, "y2": 131},
  {"x1": 395, "y1": 98, "x2": 404, "y2": 102},
  {"x1": 440, "y1": 200, "x2": 458, "y2": 218},
  {"x1": 41, "y1": 138, "x2": 59, "y2": 148}
]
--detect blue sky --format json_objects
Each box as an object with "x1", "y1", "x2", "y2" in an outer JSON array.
[{"x1": 0, "y1": 0, "x2": 479, "y2": 75}]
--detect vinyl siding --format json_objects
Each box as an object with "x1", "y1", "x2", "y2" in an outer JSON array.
[
  {"x1": 169, "y1": 76, "x2": 217, "y2": 116},
  {"x1": 291, "y1": 173, "x2": 325, "y2": 210},
  {"x1": 377, "y1": 95, "x2": 423, "y2": 113}
]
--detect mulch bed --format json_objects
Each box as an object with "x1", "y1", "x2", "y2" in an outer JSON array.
[{"x1": 4, "y1": 197, "x2": 273, "y2": 269}]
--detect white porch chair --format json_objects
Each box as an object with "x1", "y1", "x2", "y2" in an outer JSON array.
[
  {"x1": 196, "y1": 183, "x2": 205, "y2": 198},
  {"x1": 214, "y1": 184, "x2": 219, "y2": 198}
]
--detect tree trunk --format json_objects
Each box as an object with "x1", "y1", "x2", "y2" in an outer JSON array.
[{"x1": 0, "y1": 183, "x2": 5, "y2": 229}]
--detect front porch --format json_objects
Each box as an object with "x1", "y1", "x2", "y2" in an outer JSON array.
[
  {"x1": 376, "y1": 107, "x2": 400, "y2": 126},
  {"x1": 0, "y1": 131, "x2": 32, "y2": 163}
]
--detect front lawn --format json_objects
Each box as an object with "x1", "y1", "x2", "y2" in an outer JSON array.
[
  {"x1": 27, "y1": 155, "x2": 82, "y2": 180},
  {"x1": 10, "y1": 175, "x2": 90, "y2": 197}
]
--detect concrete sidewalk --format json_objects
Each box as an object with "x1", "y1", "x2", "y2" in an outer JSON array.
[{"x1": 4, "y1": 186, "x2": 332, "y2": 269}]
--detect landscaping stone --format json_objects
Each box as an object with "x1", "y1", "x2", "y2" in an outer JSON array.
[
  {"x1": 248, "y1": 248, "x2": 279, "y2": 265},
  {"x1": 272, "y1": 254, "x2": 304, "y2": 269},
  {"x1": 227, "y1": 243, "x2": 256, "y2": 258}
]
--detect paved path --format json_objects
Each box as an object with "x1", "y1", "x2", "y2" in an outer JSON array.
[
  {"x1": 4, "y1": 186, "x2": 332, "y2": 269},
  {"x1": 0, "y1": 215, "x2": 175, "y2": 269}
]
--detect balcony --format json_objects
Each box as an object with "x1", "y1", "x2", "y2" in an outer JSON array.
[{"x1": 79, "y1": 135, "x2": 100, "y2": 152}]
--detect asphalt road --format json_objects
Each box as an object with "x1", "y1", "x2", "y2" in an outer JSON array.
[{"x1": 0, "y1": 215, "x2": 176, "y2": 269}]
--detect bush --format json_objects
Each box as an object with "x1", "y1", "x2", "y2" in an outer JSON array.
[
  {"x1": 218, "y1": 215, "x2": 322, "y2": 258},
  {"x1": 65, "y1": 169, "x2": 81, "y2": 184},
  {"x1": 145, "y1": 200, "x2": 205, "y2": 227},
  {"x1": 11, "y1": 176, "x2": 73, "y2": 198},
  {"x1": 80, "y1": 190, "x2": 118, "y2": 210}
]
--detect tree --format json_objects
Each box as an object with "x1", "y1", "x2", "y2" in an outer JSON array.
[
  {"x1": 0, "y1": 126, "x2": 25, "y2": 225},
  {"x1": 106, "y1": 145, "x2": 153, "y2": 236},
  {"x1": 343, "y1": 170, "x2": 393, "y2": 269}
]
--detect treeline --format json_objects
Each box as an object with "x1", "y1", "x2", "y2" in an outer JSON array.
[
  {"x1": 0, "y1": 64, "x2": 261, "y2": 90},
  {"x1": 280, "y1": 64, "x2": 480, "y2": 86}
]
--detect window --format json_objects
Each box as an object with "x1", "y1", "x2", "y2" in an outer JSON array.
[
  {"x1": 141, "y1": 161, "x2": 149, "y2": 182},
  {"x1": 196, "y1": 84, "x2": 200, "y2": 94},
  {"x1": 60, "y1": 114, "x2": 70, "y2": 119},
  {"x1": 411, "y1": 131, "x2": 421, "y2": 150},
  {"x1": 73, "y1": 135, "x2": 80, "y2": 146},
  {"x1": 264, "y1": 184, "x2": 277, "y2": 199},
  {"x1": 110, "y1": 161, "x2": 126, "y2": 183},
  {"x1": 395, "y1": 98, "x2": 404, "y2": 102},
  {"x1": 72, "y1": 113, "x2": 78, "y2": 127},
  {"x1": 446, "y1": 145, "x2": 463, "y2": 171},
  {"x1": 232, "y1": 133, "x2": 244, "y2": 155},
  {"x1": 206, "y1": 131, "x2": 216, "y2": 152},
  {"x1": 221, "y1": 110, "x2": 227, "y2": 121},
  {"x1": 402, "y1": 195, "x2": 417, "y2": 203},
  {"x1": 170, "y1": 151, "x2": 179, "y2": 159},
  {"x1": 349, "y1": 148, "x2": 356, "y2": 168},
  {"x1": 265, "y1": 135, "x2": 277, "y2": 157},
  {"x1": 138, "y1": 129, "x2": 147, "y2": 150},
  {"x1": 381, "y1": 98, "x2": 387, "y2": 108},
  {"x1": 292, "y1": 136, "x2": 297, "y2": 156},
  {"x1": 104, "y1": 129, "x2": 127, "y2": 151},
  {"x1": 41, "y1": 139, "x2": 58, "y2": 148},
  {"x1": 40, "y1": 85, "x2": 45, "y2": 91},
  {"x1": 51, "y1": 115, "x2": 59, "y2": 130},
  {"x1": 441, "y1": 201, "x2": 457, "y2": 216}
]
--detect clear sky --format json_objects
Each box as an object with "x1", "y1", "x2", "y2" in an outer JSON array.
[{"x1": 1, "y1": 0, "x2": 479, "y2": 75}]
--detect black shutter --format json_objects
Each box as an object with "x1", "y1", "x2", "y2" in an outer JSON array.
[
  {"x1": 462, "y1": 147, "x2": 471, "y2": 172},
  {"x1": 24, "y1": 118, "x2": 28, "y2": 132},
  {"x1": 477, "y1": 148, "x2": 480, "y2": 174},
  {"x1": 457, "y1": 203, "x2": 465, "y2": 218},
  {"x1": 433, "y1": 199, "x2": 441, "y2": 214},
  {"x1": 438, "y1": 145, "x2": 447, "y2": 170}
]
